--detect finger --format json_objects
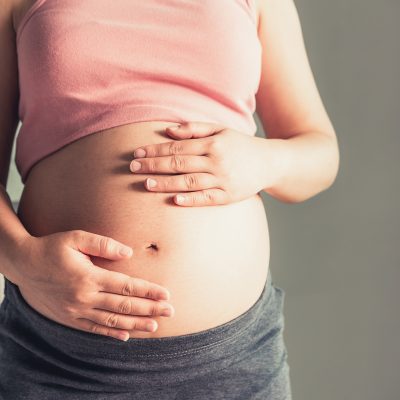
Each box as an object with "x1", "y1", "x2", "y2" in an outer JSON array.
[
  {"x1": 95, "y1": 269, "x2": 171, "y2": 301},
  {"x1": 74, "y1": 318, "x2": 131, "y2": 341},
  {"x1": 175, "y1": 188, "x2": 229, "y2": 207},
  {"x1": 133, "y1": 136, "x2": 213, "y2": 160},
  {"x1": 72, "y1": 230, "x2": 133, "y2": 260},
  {"x1": 95, "y1": 292, "x2": 174, "y2": 317},
  {"x1": 79, "y1": 309, "x2": 159, "y2": 332},
  {"x1": 145, "y1": 173, "x2": 219, "y2": 193},
  {"x1": 130, "y1": 155, "x2": 213, "y2": 174},
  {"x1": 165, "y1": 121, "x2": 225, "y2": 139}
]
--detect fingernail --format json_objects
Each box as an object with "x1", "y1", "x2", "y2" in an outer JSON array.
[
  {"x1": 176, "y1": 195, "x2": 186, "y2": 204},
  {"x1": 134, "y1": 148, "x2": 146, "y2": 158},
  {"x1": 147, "y1": 178, "x2": 157, "y2": 188},
  {"x1": 168, "y1": 124, "x2": 181, "y2": 131},
  {"x1": 130, "y1": 161, "x2": 141, "y2": 172},
  {"x1": 119, "y1": 247, "x2": 132, "y2": 256},
  {"x1": 162, "y1": 306, "x2": 174, "y2": 317},
  {"x1": 118, "y1": 332, "x2": 129, "y2": 341},
  {"x1": 162, "y1": 309, "x2": 171, "y2": 317},
  {"x1": 158, "y1": 291, "x2": 170, "y2": 300},
  {"x1": 146, "y1": 321, "x2": 157, "y2": 332}
]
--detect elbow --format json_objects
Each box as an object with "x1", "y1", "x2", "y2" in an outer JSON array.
[
  {"x1": 308, "y1": 136, "x2": 341, "y2": 201},
  {"x1": 324, "y1": 135, "x2": 341, "y2": 190}
]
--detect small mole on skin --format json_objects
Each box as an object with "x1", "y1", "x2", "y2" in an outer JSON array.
[{"x1": 146, "y1": 243, "x2": 159, "y2": 251}]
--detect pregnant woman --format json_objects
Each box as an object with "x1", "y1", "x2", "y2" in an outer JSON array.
[{"x1": 0, "y1": 0, "x2": 339, "y2": 398}]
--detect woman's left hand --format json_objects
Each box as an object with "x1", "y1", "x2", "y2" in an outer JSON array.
[{"x1": 129, "y1": 121, "x2": 278, "y2": 207}]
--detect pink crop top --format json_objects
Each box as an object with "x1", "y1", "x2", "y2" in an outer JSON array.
[{"x1": 15, "y1": 0, "x2": 262, "y2": 183}]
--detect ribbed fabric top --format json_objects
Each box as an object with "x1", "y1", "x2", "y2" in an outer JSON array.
[{"x1": 15, "y1": 0, "x2": 262, "y2": 183}]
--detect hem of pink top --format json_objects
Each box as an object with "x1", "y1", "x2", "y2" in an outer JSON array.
[{"x1": 16, "y1": 103, "x2": 255, "y2": 184}]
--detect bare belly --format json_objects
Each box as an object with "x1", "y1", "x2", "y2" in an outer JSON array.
[{"x1": 16, "y1": 121, "x2": 271, "y2": 338}]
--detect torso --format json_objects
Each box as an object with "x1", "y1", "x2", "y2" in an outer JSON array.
[{"x1": 12, "y1": 0, "x2": 270, "y2": 339}]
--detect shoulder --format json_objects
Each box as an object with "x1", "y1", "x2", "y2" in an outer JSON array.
[{"x1": 253, "y1": 0, "x2": 300, "y2": 37}]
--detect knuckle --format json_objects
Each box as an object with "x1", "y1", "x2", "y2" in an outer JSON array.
[
  {"x1": 149, "y1": 304, "x2": 159, "y2": 316},
  {"x1": 168, "y1": 141, "x2": 184, "y2": 155},
  {"x1": 90, "y1": 323, "x2": 100, "y2": 334},
  {"x1": 63, "y1": 303, "x2": 77, "y2": 316},
  {"x1": 105, "y1": 313, "x2": 119, "y2": 328},
  {"x1": 122, "y1": 280, "x2": 136, "y2": 297},
  {"x1": 78, "y1": 275, "x2": 94, "y2": 290},
  {"x1": 118, "y1": 299, "x2": 132, "y2": 314},
  {"x1": 135, "y1": 278, "x2": 153, "y2": 298},
  {"x1": 70, "y1": 289, "x2": 86, "y2": 305},
  {"x1": 98, "y1": 236, "x2": 112, "y2": 254},
  {"x1": 71, "y1": 229, "x2": 84, "y2": 242},
  {"x1": 144, "y1": 286, "x2": 153, "y2": 299},
  {"x1": 148, "y1": 159, "x2": 157, "y2": 172},
  {"x1": 184, "y1": 174, "x2": 198, "y2": 189},
  {"x1": 170, "y1": 155, "x2": 184, "y2": 171},
  {"x1": 73, "y1": 229, "x2": 85, "y2": 236},
  {"x1": 162, "y1": 178, "x2": 170, "y2": 190},
  {"x1": 204, "y1": 190, "x2": 215, "y2": 203},
  {"x1": 130, "y1": 318, "x2": 140, "y2": 331}
]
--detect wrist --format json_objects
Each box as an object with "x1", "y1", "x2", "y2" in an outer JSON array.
[
  {"x1": 259, "y1": 137, "x2": 292, "y2": 195},
  {"x1": 2, "y1": 233, "x2": 37, "y2": 286}
]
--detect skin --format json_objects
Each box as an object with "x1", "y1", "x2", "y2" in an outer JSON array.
[
  {"x1": 0, "y1": 0, "x2": 339, "y2": 341},
  {"x1": 124, "y1": 0, "x2": 339, "y2": 205}
]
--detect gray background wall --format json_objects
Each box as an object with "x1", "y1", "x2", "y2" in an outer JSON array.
[{"x1": 1, "y1": 0, "x2": 399, "y2": 399}]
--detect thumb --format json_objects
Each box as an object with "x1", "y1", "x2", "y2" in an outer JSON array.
[{"x1": 72, "y1": 230, "x2": 133, "y2": 260}]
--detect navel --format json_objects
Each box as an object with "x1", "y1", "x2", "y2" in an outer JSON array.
[{"x1": 146, "y1": 242, "x2": 159, "y2": 251}]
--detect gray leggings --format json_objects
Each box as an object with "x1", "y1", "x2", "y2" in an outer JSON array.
[{"x1": 0, "y1": 268, "x2": 292, "y2": 399}]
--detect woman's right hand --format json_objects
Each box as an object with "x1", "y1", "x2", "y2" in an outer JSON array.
[{"x1": 11, "y1": 230, "x2": 175, "y2": 341}]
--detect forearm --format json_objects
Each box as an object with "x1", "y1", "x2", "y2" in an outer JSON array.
[
  {"x1": 0, "y1": 184, "x2": 32, "y2": 283},
  {"x1": 261, "y1": 131, "x2": 340, "y2": 203}
]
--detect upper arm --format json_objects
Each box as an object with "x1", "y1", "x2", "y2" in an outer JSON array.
[
  {"x1": 0, "y1": 0, "x2": 20, "y2": 187},
  {"x1": 254, "y1": 0, "x2": 336, "y2": 140}
]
